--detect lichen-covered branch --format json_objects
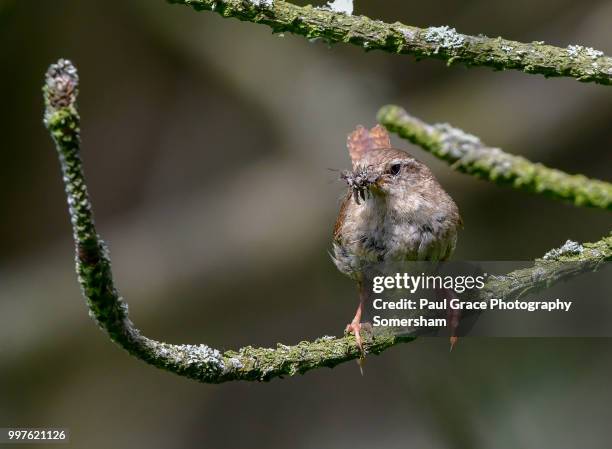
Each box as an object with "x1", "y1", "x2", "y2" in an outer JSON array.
[
  {"x1": 378, "y1": 105, "x2": 612, "y2": 211},
  {"x1": 43, "y1": 59, "x2": 411, "y2": 383},
  {"x1": 167, "y1": 0, "x2": 612, "y2": 85},
  {"x1": 44, "y1": 60, "x2": 611, "y2": 384}
]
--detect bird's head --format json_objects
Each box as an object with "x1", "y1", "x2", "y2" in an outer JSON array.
[{"x1": 341, "y1": 125, "x2": 433, "y2": 204}]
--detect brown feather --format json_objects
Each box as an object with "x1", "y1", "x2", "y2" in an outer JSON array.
[
  {"x1": 333, "y1": 192, "x2": 351, "y2": 242},
  {"x1": 347, "y1": 125, "x2": 392, "y2": 167}
]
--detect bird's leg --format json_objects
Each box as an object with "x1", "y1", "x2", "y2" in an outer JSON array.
[
  {"x1": 345, "y1": 282, "x2": 370, "y2": 355},
  {"x1": 447, "y1": 305, "x2": 461, "y2": 351},
  {"x1": 442, "y1": 288, "x2": 461, "y2": 351},
  {"x1": 345, "y1": 301, "x2": 364, "y2": 352},
  {"x1": 436, "y1": 286, "x2": 461, "y2": 350}
]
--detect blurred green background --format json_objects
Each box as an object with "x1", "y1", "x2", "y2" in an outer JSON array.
[{"x1": 1, "y1": 0, "x2": 611, "y2": 448}]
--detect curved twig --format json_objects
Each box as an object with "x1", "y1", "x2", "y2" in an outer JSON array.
[
  {"x1": 44, "y1": 60, "x2": 611, "y2": 383},
  {"x1": 378, "y1": 105, "x2": 612, "y2": 211},
  {"x1": 167, "y1": 0, "x2": 612, "y2": 85}
]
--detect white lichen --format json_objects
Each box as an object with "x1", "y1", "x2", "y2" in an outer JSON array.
[
  {"x1": 530, "y1": 266, "x2": 547, "y2": 282},
  {"x1": 324, "y1": 0, "x2": 353, "y2": 15},
  {"x1": 585, "y1": 47, "x2": 603, "y2": 59},
  {"x1": 424, "y1": 26, "x2": 465, "y2": 53},
  {"x1": 434, "y1": 123, "x2": 482, "y2": 158},
  {"x1": 501, "y1": 45, "x2": 513, "y2": 53},
  {"x1": 491, "y1": 157, "x2": 513, "y2": 176},
  {"x1": 316, "y1": 335, "x2": 336, "y2": 342},
  {"x1": 173, "y1": 344, "x2": 226, "y2": 372},
  {"x1": 542, "y1": 240, "x2": 584, "y2": 260},
  {"x1": 399, "y1": 27, "x2": 416, "y2": 41},
  {"x1": 567, "y1": 44, "x2": 604, "y2": 60},
  {"x1": 251, "y1": 0, "x2": 274, "y2": 8},
  {"x1": 227, "y1": 357, "x2": 243, "y2": 370},
  {"x1": 567, "y1": 45, "x2": 581, "y2": 58}
]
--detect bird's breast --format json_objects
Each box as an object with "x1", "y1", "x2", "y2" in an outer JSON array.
[{"x1": 332, "y1": 196, "x2": 457, "y2": 278}]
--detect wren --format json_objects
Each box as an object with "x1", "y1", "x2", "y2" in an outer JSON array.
[{"x1": 332, "y1": 125, "x2": 462, "y2": 353}]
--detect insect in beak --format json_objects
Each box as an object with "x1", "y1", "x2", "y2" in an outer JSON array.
[{"x1": 340, "y1": 166, "x2": 379, "y2": 205}]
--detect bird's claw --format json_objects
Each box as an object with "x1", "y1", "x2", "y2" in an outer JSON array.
[{"x1": 345, "y1": 321, "x2": 372, "y2": 355}]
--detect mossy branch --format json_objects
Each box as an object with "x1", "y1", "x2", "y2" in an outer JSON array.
[
  {"x1": 377, "y1": 105, "x2": 612, "y2": 210},
  {"x1": 44, "y1": 60, "x2": 610, "y2": 384},
  {"x1": 167, "y1": 0, "x2": 612, "y2": 86}
]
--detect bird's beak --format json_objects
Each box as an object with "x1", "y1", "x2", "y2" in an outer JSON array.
[
  {"x1": 373, "y1": 176, "x2": 387, "y2": 188},
  {"x1": 341, "y1": 167, "x2": 380, "y2": 205}
]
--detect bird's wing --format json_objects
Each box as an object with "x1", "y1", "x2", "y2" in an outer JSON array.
[{"x1": 333, "y1": 192, "x2": 352, "y2": 242}]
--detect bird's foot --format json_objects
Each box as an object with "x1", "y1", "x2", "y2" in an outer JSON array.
[
  {"x1": 447, "y1": 306, "x2": 461, "y2": 351},
  {"x1": 345, "y1": 321, "x2": 372, "y2": 355},
  {"x1": 437, "y1": 286, "x2": 461, "y2": 351}
]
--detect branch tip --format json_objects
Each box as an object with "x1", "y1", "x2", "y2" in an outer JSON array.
[{"x1": 44, "y1": 58, "x2": 79, "y2": 116}]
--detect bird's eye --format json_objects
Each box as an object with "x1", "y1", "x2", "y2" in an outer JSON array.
[{"x1": 388, "y1": 163, "x2": 402, "y2": 176}]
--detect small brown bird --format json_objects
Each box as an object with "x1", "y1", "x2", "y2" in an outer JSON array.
[{"x1": 332, "y1": 125, "x2": 462, "y2": 352}]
